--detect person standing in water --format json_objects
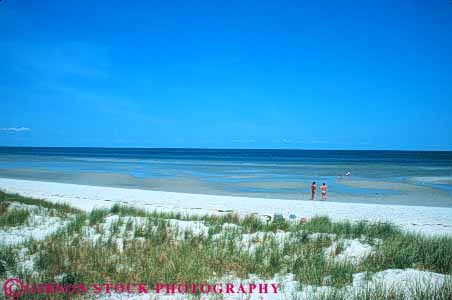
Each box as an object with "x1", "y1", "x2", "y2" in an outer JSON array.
[
  {"x1": 311, "y1": 182, "x2": 317, "y2": 200},
  {"x1": 321, "y1": 182, "x2": 327, "y2": 201}
]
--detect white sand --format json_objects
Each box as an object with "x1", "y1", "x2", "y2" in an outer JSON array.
[
  {"x1": 1, "y1": 178, "x2": 451, "y2": 236},
  {"x1": 324, "y1": 239, "x2": 374, "y2": 265}
]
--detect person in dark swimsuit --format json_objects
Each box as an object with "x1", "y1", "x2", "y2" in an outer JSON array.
[{"x1": 311, "y1": 181, "x2": 317, "y2": 200}]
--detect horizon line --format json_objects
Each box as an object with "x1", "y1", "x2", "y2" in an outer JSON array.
[{"x1": 0, "y1": 145, "x2": 451, "y2": 152}]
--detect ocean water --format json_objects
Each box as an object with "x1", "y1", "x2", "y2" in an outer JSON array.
[{"x1": 0, "y1": 147, "x2": 451, "y2": 206}]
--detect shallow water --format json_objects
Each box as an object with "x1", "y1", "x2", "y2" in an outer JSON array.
[{"x1": 0, "y1": 147, "x2": 451, "y2": 206}]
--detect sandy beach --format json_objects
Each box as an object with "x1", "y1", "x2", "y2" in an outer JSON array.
[{"x1": 1, "y1": 177, "x2": 451, "y2": 236}]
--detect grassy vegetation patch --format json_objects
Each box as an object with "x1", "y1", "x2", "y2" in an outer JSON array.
[
  {"x1": 0, "y1": 208, "x2": 30, "y2": 227},
  {"x1": 300, "y1": 216, "x2": 399, "y2": 240},
  {"x1": 0, "y1": 190, "x2": 80, "y2": 215},
  {"x1": 366, "y1": 233, "x2": 452, "y2": 274},
  {"x1": 0, "y1": 192, "x2": 451, "y2": 300}
]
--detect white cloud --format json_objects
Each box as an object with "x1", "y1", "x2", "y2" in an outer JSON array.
[{"x1": 0, "y1": 127, "x2": 31, "y2": 132}]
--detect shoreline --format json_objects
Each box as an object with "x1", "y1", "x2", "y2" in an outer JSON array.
[
  {"x1": 1, "y1": 177, "x2": 451, "y2": 236},
  {"x1": 0, "y1": 169, "x2": 451, "y2": 208}
]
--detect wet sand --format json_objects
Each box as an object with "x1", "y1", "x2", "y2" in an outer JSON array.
[{"x1": 0, "y1": 168, "x2": 451, "y2": 207}]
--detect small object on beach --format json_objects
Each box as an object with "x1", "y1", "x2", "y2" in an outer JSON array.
[
  {"x1": 345, "y1": 171, "x2": 351, "y2": 176},
  {"x1": 217, "y1": 209, "x2": 234, "y2": 213},
  {"x1": 289, "y1": 214, "x2": 297, "y2": 220},
  {"x1": 300, "y1": 217, "x2": 309, "y2": 224}
]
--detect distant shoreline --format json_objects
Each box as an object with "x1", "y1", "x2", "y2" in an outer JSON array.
[{"x1": 1, "y1": 145, "x2": 452, "y2": 152}]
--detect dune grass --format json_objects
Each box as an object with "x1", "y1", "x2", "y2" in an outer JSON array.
[
  {"x1": 0, "y1": 192, "x2": 451, "y2": 300},
  {"x1": 0, "y1": 190, "x2": 80, "y2": 216},
  {"x1": 0, "y1": 246, "x2": 16, "y2": 276},
  {"x1": 307, "y1": 278, "x2": 452, "y2": 300},
  {"x1": 0, "y1": 207, "x2": 30, "y2": 227}
]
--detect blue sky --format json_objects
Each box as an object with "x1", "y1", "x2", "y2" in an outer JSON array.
[{"x1": 1, "y1": 0, "x2": 451, "y2": 150}]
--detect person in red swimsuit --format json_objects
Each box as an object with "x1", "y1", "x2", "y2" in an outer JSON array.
[
  {"x1": 321, "y1": 182, "x2": 327, "y2": 201},
  {"x1": 311, "y1": 182, "x2": 317, "y2": 200}
]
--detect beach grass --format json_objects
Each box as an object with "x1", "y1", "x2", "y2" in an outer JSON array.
[
  {"x1": 0, "y1": 207, "x2": 30, "y2": 227},
  {"x1": 0, "y1": 246, "x2": 16, "y2": 276},
  {"x1": 0, "y1": 190, "x2": 80, "y2": 215},
  {"x1": 298, "y1": 215, "x2": 400, "y2": 240},
  {"x1": 366, "y1": 233, "x2": 452, "y2": 274},
  {"x1": 309, "y1": 278, "x2": 452, "y2": 300},
  {"x1": 0, "y1": 192, "x2": 451, "y2": 300}
]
